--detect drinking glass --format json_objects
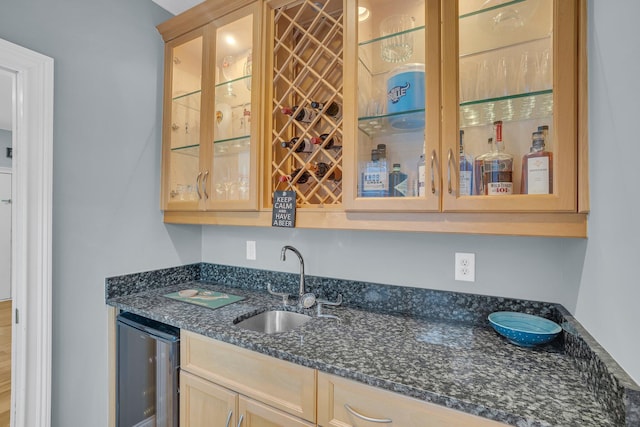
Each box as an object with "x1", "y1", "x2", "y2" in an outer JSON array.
[
  {"x1": 380, "y1": 15, "x2": 415, "y2": 63},
  {"x1": 221, "y1": 55, "x2": 236, "y2": 98}
]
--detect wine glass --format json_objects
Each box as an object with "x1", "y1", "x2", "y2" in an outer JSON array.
[{"x1": 221, "y1": 55, "x2": 236, "y2": 98}]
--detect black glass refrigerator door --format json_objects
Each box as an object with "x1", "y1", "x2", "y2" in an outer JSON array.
[{"x1": 117, "y1": 312, "x2": 179, "y2": 427}]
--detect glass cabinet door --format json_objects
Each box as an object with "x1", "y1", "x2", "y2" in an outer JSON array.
[
  {"x1": 344, "y1": 0, "x2": 440, "y2": 211},
  {"x1": 162, "y1": 29, "x2": 206, "y2": 210},
  {"x1": 442, "y1": 0, "x2": 577, "y2": 212},
  {"x1": 206, "y1": 3, "x2": 261, "y2": 210}
]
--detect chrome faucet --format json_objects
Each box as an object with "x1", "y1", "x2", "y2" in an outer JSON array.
[{"x1": 280, "y1": 245, "x2": 316, "y2": 308}]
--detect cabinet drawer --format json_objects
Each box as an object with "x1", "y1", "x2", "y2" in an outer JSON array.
[
  {"x1": 180, "y1": 331, "x2": 316, "y2": 423},
  {"x1": 318, "y1": 373, "x2": 508, "y2": 427}
]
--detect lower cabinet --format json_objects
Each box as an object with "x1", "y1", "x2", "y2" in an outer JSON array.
[
  {"x1": 180, "y1": 331, "x2": 509, "y2": 427},
  {"x1": 317, "y1": 373, "x2": 508, "y2": 427},
  {"x1": 180, "y1": 330, "x2": 316, "y2": 427}
]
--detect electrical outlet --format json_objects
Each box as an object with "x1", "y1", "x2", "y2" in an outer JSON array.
[
  {"x1": 455, "y1": 252, "x2": 475, "y2": 282},
  {"x1": 246, "y1": 241, "x2": 256, "y2": 260}
]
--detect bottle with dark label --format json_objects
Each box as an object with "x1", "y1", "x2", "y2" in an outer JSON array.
[
  {"x1": 521, "y1": 131, "x2": 553, "y2": 194},
  {"x1": 281, "y1": 137, "x2": 314, "y2": 153},
  {"x1": 310, "y1": 100, "x2": 342, "y2": 119},
  {"x1": 459, "y1": 130, "x2": 473, "y2": 196},
  {"x1": 281, "y1": 106, "x2": 318, "y2": 123},
  {"x1": 311, "y1": 133, "x2": 341, "y2": 150},
  {"x1": 308, "y1": 162, "x2": 342, "y2": 181},
  {"x1": 389, "y1": 163, "x2": 408, "y2": 197},
  {"x1": 482, "y1": 121, "x2": 513, "y2": 195},
  {"x1": 279, "y1": 168, "x2": 311, "y2": 184}
]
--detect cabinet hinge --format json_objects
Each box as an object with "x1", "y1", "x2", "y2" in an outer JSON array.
[{"x1": 15, "y1": 308, "x2": 19, "y2": 324}]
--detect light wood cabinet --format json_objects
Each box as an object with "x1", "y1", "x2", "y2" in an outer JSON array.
[
  {"x1": 158, "y1": 1, "x2": 262, "y2": 212},
  {"x1": 180, "y1": 371, "x2": 237, "y2": 427},
  {"x1": 180, "y1": 330, "x2": 316, "y2": 426},
  {"x1": 317, "y1": 372, "x2": 509, "y2": 427},
  {"x1": 158, "y1": 0, "x2": 588, "y2": 237}
]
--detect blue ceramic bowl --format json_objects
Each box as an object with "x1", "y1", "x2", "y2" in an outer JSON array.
[{"x1": 488, "y1": 311, "x2": 562, "y2": 347}]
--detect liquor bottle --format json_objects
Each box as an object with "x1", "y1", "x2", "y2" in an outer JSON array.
[
  {"x1": 281, "y1": 136, "x2": 314, "y2": 153},
  {"x1": 389, "y1": 163, "x2": 408, "y2": 197},
  {"x1": 459, "y1": 130, "x2": 473, "y2": 196},
  {"x1": 473, "y1": 137, "x2": 493, "y2": 196},
  {"x1": 310, "y1": 133, "x2": 342, "y2": 149},
  {"x1": 360, "y1": 149, "x2": 388, "y2": 197},
  {"x1": 310, "y1": 100, "x2": 342, "y2": 119},
  {"x1": 279, "y1": 168, "x2": 311, "y2": 184},
  {"x1": 376, "y1": 144, "x2": 389, "y2": 195},
  {"x1": 521, "y1": 131, "x2": 553, "y2": 194},
  {"x1": 538, "y1": 124, "x2": 551, "y2": 151},
  {"x1": 281, "y1": 105, "x2": 318, "y2": 123},
  {"x1": 308, "y1": 162, "x2": 342, "y2": 181},
  {"x1": 417, "y1": 152, "x2": 426, "y2": 197},
  {"x1": 482, "y1": 121, "x2": 513, "y2": 195}
]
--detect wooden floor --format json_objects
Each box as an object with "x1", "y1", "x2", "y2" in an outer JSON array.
[{"x1": 0, "y1": 300, "x2": 10, "y2": 426}]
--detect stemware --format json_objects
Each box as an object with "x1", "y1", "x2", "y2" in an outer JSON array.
[{"x1": 221, "y1": 55, "x2": 236, "y2": 98}]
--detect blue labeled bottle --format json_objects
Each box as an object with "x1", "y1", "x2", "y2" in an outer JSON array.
[{"x1": 459, "y1": 130, "x2": 473, "y2": 196}]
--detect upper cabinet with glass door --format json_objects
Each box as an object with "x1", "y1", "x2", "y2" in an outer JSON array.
[
  {"x1": 207, "y1": 3, "x2": 262, "y2": 210},
  {"x1": 344, "y1": 0, "x2": 440, "y2": 211},
  {"x1": 442, "y1": 0, "x2": 578, "y2": 212},
  {"x1": 159, "y1": 1, "x2": 261, "y2": 212},
  {"x1": 162, "y1": 28, "x2": 207, "y2": 211}
]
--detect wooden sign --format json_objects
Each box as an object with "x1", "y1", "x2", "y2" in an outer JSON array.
[{"x1": 272, "y1": 191, "x2": 296, "y2": 228}]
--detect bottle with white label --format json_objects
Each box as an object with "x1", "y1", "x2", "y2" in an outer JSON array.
[
  {"x1": 459, "y1": 130, "x2": 473, "y2": 196},
  {"x1": 482, "y1": 121, "x2": 513, "y2": 195},
  {"x1": 521, "y1": 131, "x2": 553, "y2": 194},
  {"x1": 360, "y1": 149, "x2": 388, "y2": 197}
]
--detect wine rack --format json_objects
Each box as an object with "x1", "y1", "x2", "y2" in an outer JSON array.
[{"x1": 270, "y1": 0, "x2": 344, "y2": 207}]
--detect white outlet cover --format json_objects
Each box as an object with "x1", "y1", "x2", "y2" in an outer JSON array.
[
  {"x1": 246, "y1": 241, "x2": 256, "y2": 260},
  {"x1": 455, "y1": 252, "x2": 475, "y2": 282}
]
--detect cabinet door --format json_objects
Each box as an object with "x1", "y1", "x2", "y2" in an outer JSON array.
[
  {"x1": 180, "y1": 371, "x2": 237, "y2": 427},
  {"x1": 318, "y1": 373, "x2": 508, "y2": 427},
  {"x1": 161, "y1": 26, "x2": 211, "y2": 211},
  {"x1": 441, "y1": 0, "x2": 578, "y2": 212},
  {"x1": 205, "y1": 2, "x2": 262, "y2": 210},
  {"x1": 238, "y1": 396, "x2": 315, "y2": 427},
  {"x1": 344, "y1": 0, "x2": 442, "y2": 212}
]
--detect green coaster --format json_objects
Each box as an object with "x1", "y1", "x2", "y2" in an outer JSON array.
[{"x1": 164, "y1": 288, "x2": 244, "y2": 310}]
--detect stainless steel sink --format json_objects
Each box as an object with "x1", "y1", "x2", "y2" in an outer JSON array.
[{"x1": 234, "y1": 310, "x2": 311, "y2": 334}]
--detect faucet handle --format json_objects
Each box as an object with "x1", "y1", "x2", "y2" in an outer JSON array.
[
  {"x1": 317, "y1": 294, "x2": 342, "y2": 307},
  {"x1": 316, "y1": 294, "x2": 343, "y2": 322},
  {"x1": 267, "y1": 283, "x2": 290, "y2": 305}
]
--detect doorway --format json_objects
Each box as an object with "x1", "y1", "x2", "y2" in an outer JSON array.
[{"x1": 0, "y1": 38, "x2": 53, "y2": 427}]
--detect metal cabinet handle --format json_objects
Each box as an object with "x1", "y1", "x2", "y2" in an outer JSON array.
[
  {"x1": 344, "y1": 404, "x2": 392, "y2": 423},
  {"x1": 202, "y1": 170, "x2": 209, "y2": 200},
  {"x1": 430, "y1": 150, "x2": 437, "y2": 194},
  {"x1": 236, "y1": 414, "x2": 244, "y2": 427},
  {"x1": 447, "y1": 148, "x2": 454, "y2": 194},
  {"x1": 224, "y1": 410, "x2": 233, "y2": 427},
  {"x1": 195, "y1": 172, "x2": 202, "y2": 200}
]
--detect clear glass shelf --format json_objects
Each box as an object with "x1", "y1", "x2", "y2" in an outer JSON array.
[
  {"x1": 215, "y1": 74, "x2": 251, "y2": 89},
  {"x1": 358, "y1": 109, "x2": 425, "y2": 137},
  {"x1": 459, "y1": 0, "x2": 528, "y2": 19},
  {"x1": 170, "y1": 144, "x2": 199, "y2": 157},
  {"x1": 459, "y1": 89, "x2": 552, "y2": 128},
  {"x1": 358, "y1": 26, "x2": 426, "y2": 77},
  {"x1": 172, "y1": 89, "x2": 201, "y2": 110},
  {"x1": 214, "y1": 135, "x2": 250, "y2": 145}
]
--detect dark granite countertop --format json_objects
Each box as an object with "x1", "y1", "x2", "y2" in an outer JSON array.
[{"x1": 106, "y1": 263, "x2": 640, "y2": 426}]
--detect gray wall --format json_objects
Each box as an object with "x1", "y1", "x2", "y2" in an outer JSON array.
[
  {"x1": 0, "y1": 1, "x2": 202, "y2": 426},
  {"x1": 0, "y1": 129, "x2": 10, "y2": 169},
  {"x1": 574, "y1": 0, "x2": 640, "y2": 385}
]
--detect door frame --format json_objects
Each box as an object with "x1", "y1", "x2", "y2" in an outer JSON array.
[
  {"x1": 0, "y1": 38, "x2": 53, "y2": 427},
  {"x1": 0, "y1": 167, "x2": 11, "y2": 301}
]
